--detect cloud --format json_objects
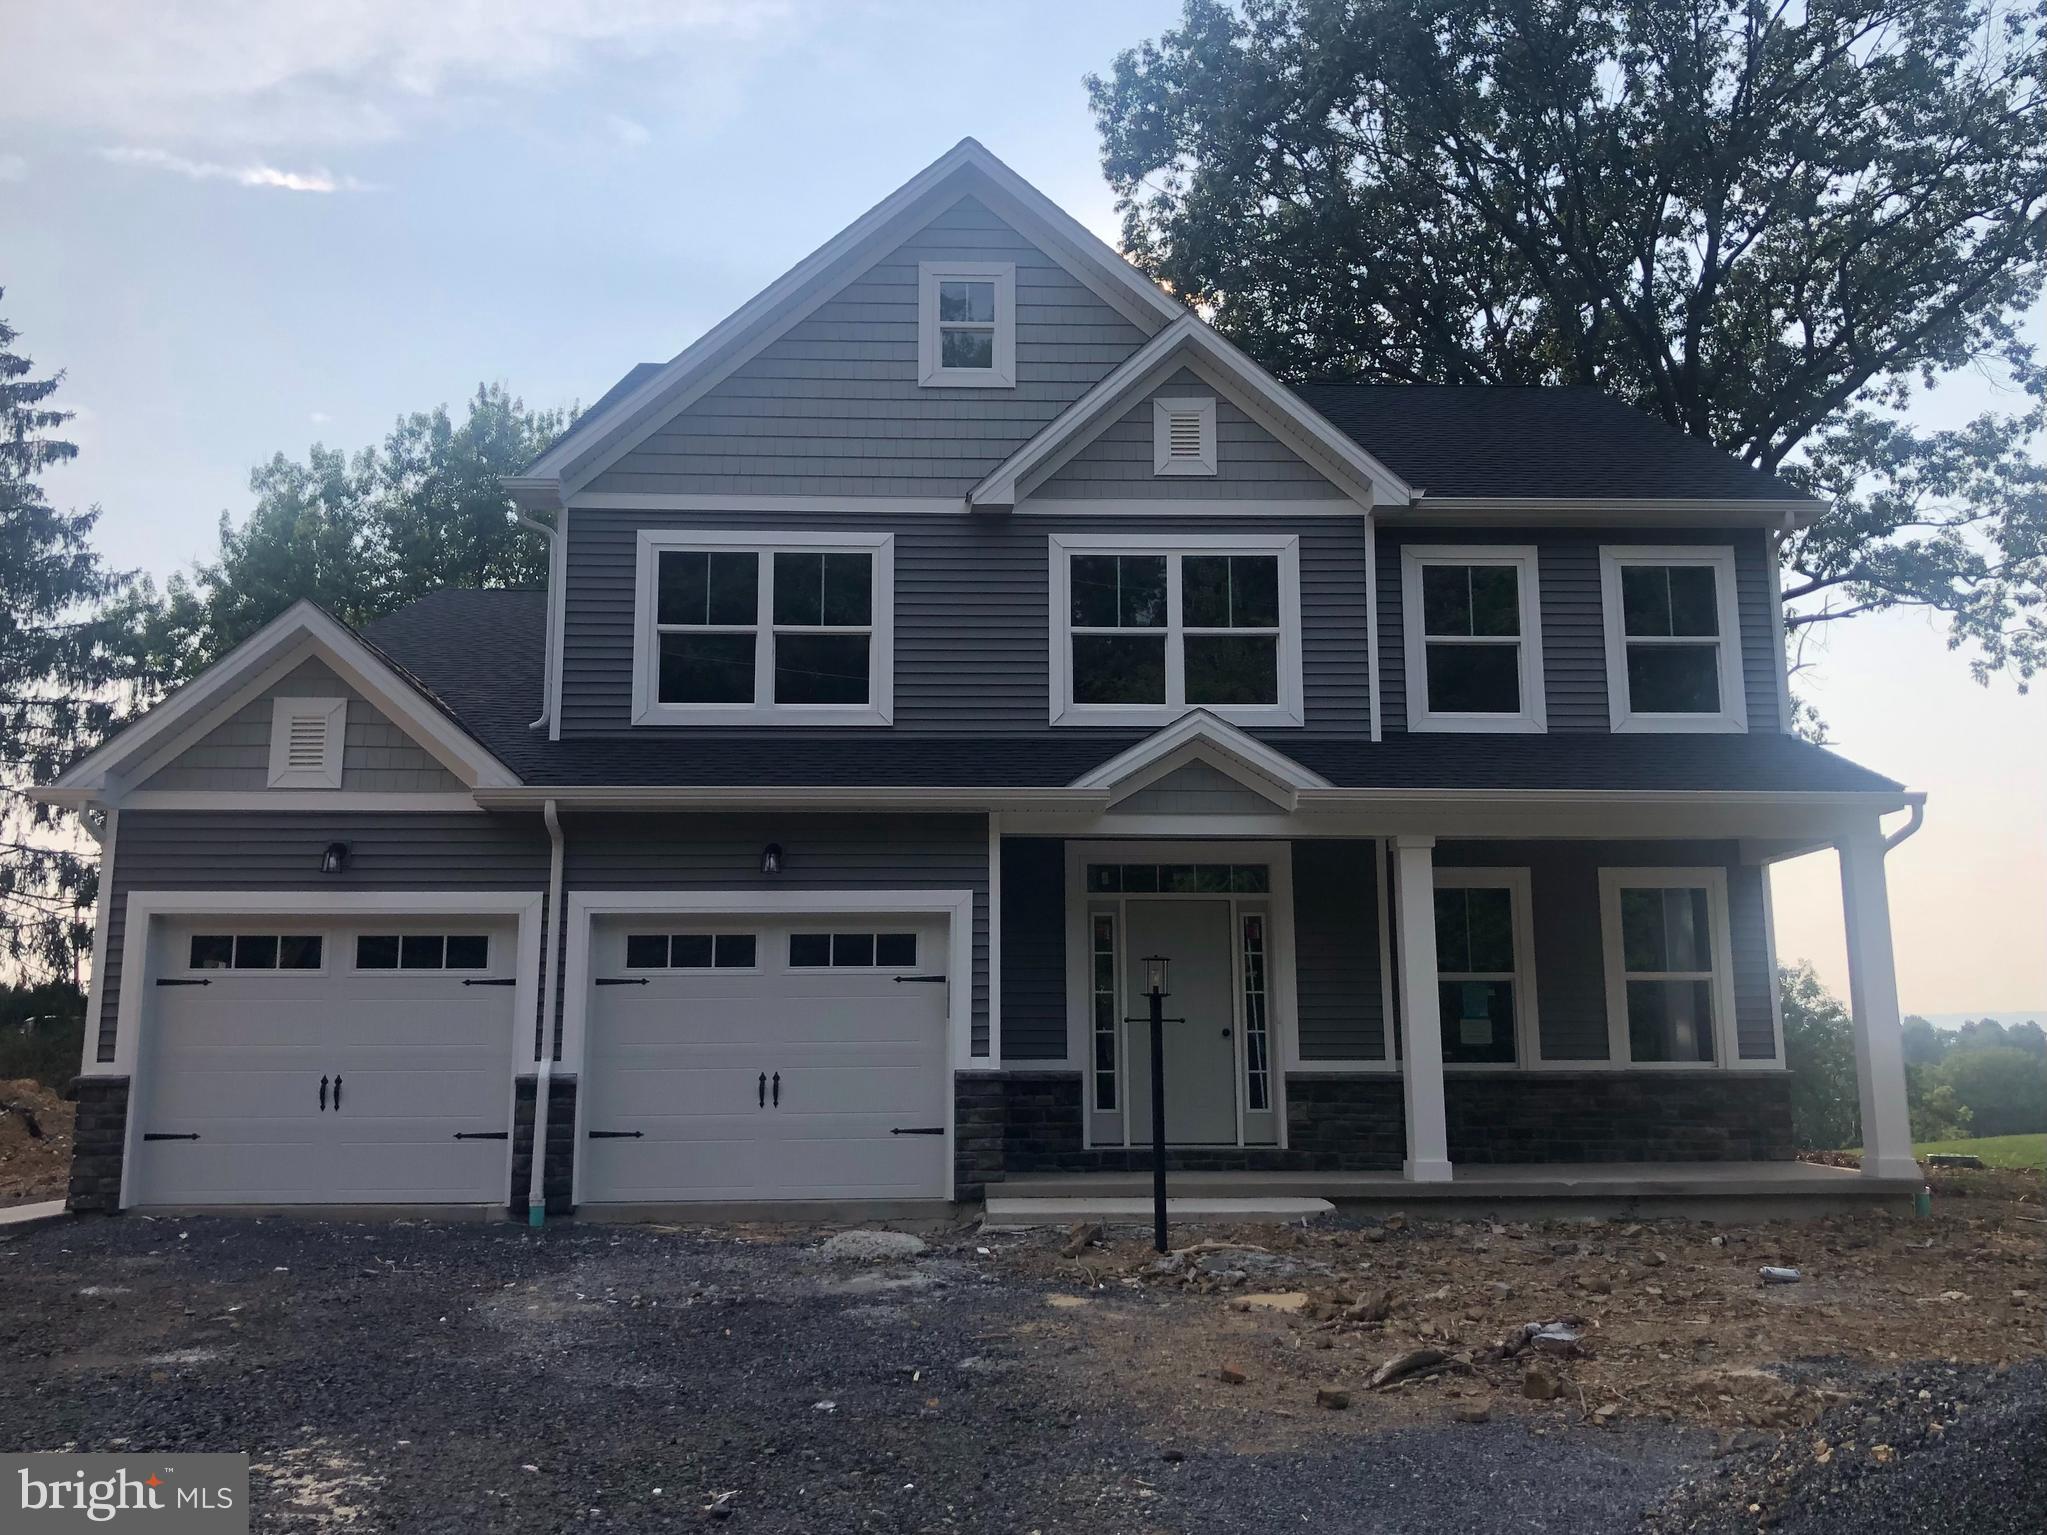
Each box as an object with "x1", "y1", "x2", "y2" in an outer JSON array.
[
  {"x1": 0, "y1": 153, "x2": 25, "y2": 182},
  {"x1": 309, "y1": 412, "x2": 335, "y2": 424},
  {"x1": 99, "y1": 146, "x2": 369, "y2": 193},
  {"x1": 2, "y1": 2, "x2": 797, "y2": 150},
  {"x1": 605, "y1": 114, "x2": 652, "y2": 149}
]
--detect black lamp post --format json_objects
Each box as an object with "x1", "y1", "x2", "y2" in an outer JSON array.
[{"x1": 1128, "y1": 955, "x2": 1183, "y2": 1254}]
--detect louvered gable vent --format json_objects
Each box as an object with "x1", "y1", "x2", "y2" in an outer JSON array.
[
  {"x1": 1153, "y1": 395, "x2": 1218, "y2": 477},
  {"x1": 266, "y1": 696, "x2": 347, "y2": 788}
]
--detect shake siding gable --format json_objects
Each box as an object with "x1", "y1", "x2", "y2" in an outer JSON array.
[
  {"x1": 1377, "y1": 527, "x2": 1782, "y2": 734},
  {"x1": 583, "y1": 196, "x2": 1151, "y2": 499},
  {"x1": 561, "y1": 508, "x2": 1372, "y2": 737}
]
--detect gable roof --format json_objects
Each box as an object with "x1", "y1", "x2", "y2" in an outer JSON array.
[
  {"x1": 38, "y1": 599, "x2": 521, "y2": 806},
  {"x1": 1069, "y1": 710, "x2": 1331, "y2": 811},
  {"x1": 968, "y1": 315, "x2": 1414, "y2": 509},
  {"x1": 508, "y1": 138, "x2": 1181, "y2": 503},
  {"x1": 1292, "y1": 384, "x2": 1814, "y2": 506}
]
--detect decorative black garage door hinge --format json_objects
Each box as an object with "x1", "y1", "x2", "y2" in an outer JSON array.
[
  {"x1": 587, "y1": 1129, "x2": 644, "y2": 1139},
  {"x1": 452, "y1": 1131, "x2": 510, "y2": 1140},
  {"x1": 143, "y1": 1132, "x2": 201, "y2": 1141},
  {"x1": 155, "y1": 978, "x2": 211, "y2": 987},
  {"x1": 893, "y1": 974, "x2": 946, "y2": 984},
  {"x1": 461, "y1": 977, "x2": 517, "y2": 987},
  {"x1": 890, "y1": 1126, "x2": 945, "y2": 1136},
  {"x1": 594, "y1": 977, "x2": 650, "y2": 987}
]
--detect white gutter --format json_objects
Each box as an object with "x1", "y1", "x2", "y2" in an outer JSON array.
[
  {"x1": 526, "y1": 797, "x2": 566, "y2": 1228},
  {"x1": 1882, "y1": 800, "x2": 1926, "y2": 851}
]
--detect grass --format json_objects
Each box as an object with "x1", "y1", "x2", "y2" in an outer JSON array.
[{"x1": 1911, "y1": 1132, "x2": 2046, "y2": 1171}]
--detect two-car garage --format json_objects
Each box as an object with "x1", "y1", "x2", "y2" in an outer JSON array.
[{"x1": 113, "y1": 890, "x2": 965, "y2": 1210}]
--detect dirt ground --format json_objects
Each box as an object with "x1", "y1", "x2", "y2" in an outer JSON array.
[
  {"x1": 988, "y1": 1176, "x2": 2043, "y2": 1443},
  {"x1": 0, "y1": 1076, "x2": 72, "y2": 1205}
]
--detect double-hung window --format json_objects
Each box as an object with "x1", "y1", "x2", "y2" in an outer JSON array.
[
  {"x1": 633, "y1": 531, "x2": 894, "y2": 724},
  {"x1": 918, "y1": 262, "x2": 1015, "y2": 388},
  {"x1": 1599, "y1": 546, "x2": 1747, "y2": 731},
  {"x1": 1400, "y1": 546, "x2": 1546, "y2": 731},
  {"x1": 1598, "y1": 868, "x2": 1737, "y2": 1065},
  {"x1": 1432, "y1": 868, "x2": 1538, "y2": 1064},
  {"x1": 1049, "y1": 534, "x2": 1303, "y2": 726}
]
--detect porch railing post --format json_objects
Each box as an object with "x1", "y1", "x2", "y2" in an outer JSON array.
[
  {"x1": 1392, "y1": 834, "x2": 1452, "y2": 1182},
  {"x1": 1838, "y1": 823, "x2": 1918, "y2": 1181}
]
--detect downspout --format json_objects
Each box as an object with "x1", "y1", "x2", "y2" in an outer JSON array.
[
  {"x1": 527, "y1": 797, "x2": 566, "y2": 1228},
  {"x1": 1883, "y1": 801, "x2": 1925, "y2": 852},
  {"x1": 518, "y1": 512, "x2": 558, "y2": 732}
]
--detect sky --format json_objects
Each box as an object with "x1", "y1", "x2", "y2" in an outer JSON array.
[{"x1": 2, "y1": 1, "x2": 2040, "y2": 1020}]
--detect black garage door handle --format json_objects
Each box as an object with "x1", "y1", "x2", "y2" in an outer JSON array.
[
  {"x1": 890, "y1": 1127, "x2": 945, "y2": 1136},
  {"x1": 461, "y1": 977, "x2": 517, "y2": 987},
  {"x1": 587, "y1": 1130, "x2": 644, "y2": 1139},
  {"x1": 893, "y1": 974, "x2": 946, "y2": 984},
  {"x1": 595, "y1": 977, "x2": 650, "y2": 987},
  {"x1": 144, "y1": 1132, "x2": 201, "y2": 1142},
  {"x1": 156, "y1": 978, "x2": 210, "y2": 987},
  {"x1": 453, "y1": 1131, "x2": 509, "y2": 1140}
]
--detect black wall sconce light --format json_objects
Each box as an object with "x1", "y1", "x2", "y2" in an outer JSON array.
[
  {"x1": 320, "y1": 842, "x2": 351, "y2": 875},
  {"x1": 760, "y1": 842, "x2": 784, "y2": 875}
]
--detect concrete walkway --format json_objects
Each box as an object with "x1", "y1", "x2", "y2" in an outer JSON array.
[{"x1": 0, "y1": 1200, "x2": 68, "y2": 1230}]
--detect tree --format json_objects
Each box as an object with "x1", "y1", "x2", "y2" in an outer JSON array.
[
  {"x1": 1956, "y1": 1016, "x2": 2012, "y2": 1052},
  {"x1": 134, "y1": 384, "x2": 569, "y2": 679},
  {"x1": 0, "y1": 297, "x2": 129, "y2": 981},
  {"x1": 1901, "y1": 1015, "x2": 1950, "y2": 1067},
  {"x1": 1907, "y1": 1065, "x2": 1974, "y2": 1141},
  {"x1": 1090, "y1": 0, "x2": 2047, "y2": 687},
  {"x1": 1778, "y1": 961, "x2": 1860, "y2": 1150},
  {"x1": 1936, "y1": 1045, "x2": 2047, "y2": 1135},
  {"x1": 2007, "y1": 1019, "x2": 2047, "y2": 1056}
]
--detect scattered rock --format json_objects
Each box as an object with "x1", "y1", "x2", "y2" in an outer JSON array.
[
  {"x1": 1452, "y1": 1400, "x2": 1493, "y2": 1424},
  {"x1": 1159, "y1": 1448, "x2": 1185, "y2": 1464},
  {"x1": 1218, "y1": 1364, "x2": 1247, "y2": 1385},
  {"x1": 1347, "y1": 1289, "x2": 1393, "y2": 1323},
  {"x1": 1315, "y1": 1386, "x2": 1351, "y2": 1410},
  {"x1": 1059, "y1": 1222, "x2": 1104, "y2": 1259},
  {"x1": 1523, "y1": 1363, "x2": 1563, "y2": 1401},
  {"x1": 1367, "y1": 1348, "x2": 1450, "y2": 1390},
  {"x1": 819, "y1": 1230, "x2": 926, "y2": 1264},
  {"x1": 1240, "y1": 1291, "x2": 1308, "y2": 1313}
]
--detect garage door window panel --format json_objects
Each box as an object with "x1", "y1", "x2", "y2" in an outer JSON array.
[
  {"x1": 788, "y1": 932, "x2": 918, "y2": 968},
  {"x1": 626, "y1": 932, "x2": 758, "y2": 970},
  {"x1": 353, "y1": 934, "x2": 491, "y2": 971},
  {"x1": 188, "y1": 933, "x2": 323, "y2": 972}
]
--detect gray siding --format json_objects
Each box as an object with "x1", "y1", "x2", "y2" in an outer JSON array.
[
  {"x1": 562, "y1": 508, "x2": 1371, "y2": 736},
  {"x1": 561, "y1": 812, "x2": 991, "y2": 1056},
  {"x1": 1376, "y1": 527, "x2": 1782, "y2": 734},
  {"x1": 587, "y1": 196, "x2": 1149, "y2": 499},
  {"x1": 140, "y1": 658, "x2": 462, "y2": 793},
  {"x1": 1434, "y1": 839, "x2": 1777, "y2": 1062},
  {"x1": 1118, "y1": 760, "x2": 1280, "y2": 816},
  {"x1": 1034, "y1": 368, "x2": 1347, "y2": 501},
  {"x1": 1292, "y1": 839, "x2": 1386, "y2": 1060},
  {"x1": 98, "y1": 810, "x2": 552, "y2": 1061},
  {"x1": 999, "y1": 837, "x2": 1066, "y2": 1061}
]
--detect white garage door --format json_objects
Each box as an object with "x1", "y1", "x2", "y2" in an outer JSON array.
[
  {"x1": 580, "y1": 914, "x2": 951, "y2": 1202},
  {"x1": 129, "y1": 916, "x2": 520, "y2": 1206}
]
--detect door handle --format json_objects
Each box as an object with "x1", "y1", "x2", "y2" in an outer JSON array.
[
  {"x1": 758, "y1": 1071, "x2": 766, "y2": 1108},
  {"x1": 333, "y1": 1074, "x2": 343, "y2": 1112},
  {"x1": 319, "y1": 1075, "x2": 328, "y2": 1112},
  {"x1": 772, "y1": 1071, "x2": 781, "y2": 1107}
]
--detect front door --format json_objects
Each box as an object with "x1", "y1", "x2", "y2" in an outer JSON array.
[{"x1": 1124, "y1": 898, "x2": 1238, "y2": 1144}]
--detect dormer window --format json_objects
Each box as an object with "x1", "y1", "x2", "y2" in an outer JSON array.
[
  {"x1": 1153, "y1": 396, "x2": 1217, "y2": 476},
  {"x1": 918, "y1": 262, "x2": 1015, "y2": 388}
]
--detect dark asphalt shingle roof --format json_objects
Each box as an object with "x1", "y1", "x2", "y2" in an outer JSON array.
[{"x1": 362, "y1": 590, "x2": 1901, "y2": 795}]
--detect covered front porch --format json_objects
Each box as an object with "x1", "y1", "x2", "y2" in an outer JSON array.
[{"x1": 967, "y1": 716, "x2": 1925, "y2": 1200}]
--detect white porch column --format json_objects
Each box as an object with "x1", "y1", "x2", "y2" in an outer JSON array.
[
  {"x1": 1392, "y1": 834, "x2": 1452, "y2": 1182},
  {"x1": 1838, "y1": 824, "x2": 1918, "y2": 1180}
]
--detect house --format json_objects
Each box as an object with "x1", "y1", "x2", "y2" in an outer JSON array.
[{"x1": 38, "y1": 140, "x2": 1925, "y2": 1217}]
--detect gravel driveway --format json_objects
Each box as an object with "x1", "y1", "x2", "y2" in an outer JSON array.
[{"x1": 0, "y1": 1215, "x2": 2036, "y2": 1533}]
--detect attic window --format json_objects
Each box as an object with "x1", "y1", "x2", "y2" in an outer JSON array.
[
  {"x1": 266, "y1": 697, "x2": 346, "y2": 788},
  {"x1": 1153, "y1": 397, "x2": 1217, "y2": 476},
  {"x1": 918, "y1": 262, "x2": 1015, "y2": 388}
]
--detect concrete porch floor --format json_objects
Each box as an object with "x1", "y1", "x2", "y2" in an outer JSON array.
[{"x1": 986, "y1": 1161, "x2": 1922, "y2": 1223}]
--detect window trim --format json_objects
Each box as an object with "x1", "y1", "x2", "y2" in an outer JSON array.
[
  {"x1": 1432, "y1": 867, "x2": 1542, "y2": 1069},
  {"x1": 917, "y1": 261, "x2": 1016, "y2": 388},
  {"x1": 1597, "y1": 866, "x2": 1740, "y2": 1069},
  {"x1": 631, "y1": 529, "x2": 895, "y2": 726},
  {"x1": 266, "y1": 696, "x2": 347, "y2": 788},
  {"x1": 1400, "y1": 546, "x2": 1548, "y2": 733},
  {"x1": 1152, "y1": 396, "x2": 1218, "y2": 477},
  {"x1": 1598, "y1": 545, "x2": 1748, "y2": 733},
  {"x1": 1048, "y1": 533, "x2": 1305, "y2": 727}
]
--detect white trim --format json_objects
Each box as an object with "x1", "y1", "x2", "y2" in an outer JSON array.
[
  {"x1": 1399, "y1": 545, "x2": 1548, "y2": 733},
  {"x1": 1596, "y1": 867, "x2": 1740, "y2": 1069},
  {"x1": 1766, "y1": 531, "x2": 1796, "y2": 733},
  {"x1": 78, "y1": 808, "x2": 118, "y2": 1078},
  {"x1": 110, "y1": 888, "x2": 545, "y2": 1209},
  {"x1": 519, "y1": 138, "x2": 1178, "y2": 493},
  {"x1": 1391, "y1": 835, "x2": 1451, "y2": 1180},
  {"x1": 1364, "y1": 514, "x2": 1383, "y2": 742},
  {"x1": 108, "y1": 791, "x2": 485, "y2": 813},
  {"x1": 1384, "y1": 497, "x2": 1822, "y2": 529},
  {"x1": 1152, "y1": 395, "x2": 1217, "y2": 476},
  {"x1": 547, "y1": 507, "x2": 568, "y2": 741},
  {"x1": 1760, "y1": 863, "x2": 1788, "y2": 1067},
  {"x1": 1430, "y1": 866, "x2": 1541, "y2": 1068},
  {"x1": 1017, "y1": 499, "x2": 1371, "y2": 518},
  {"x1": 1047, "y1": 532, "x2": 1305, "y2": 728},
  {"x1": 569, "y1": 493, "x2": 969, "y2": 514},
  {"x1": 629, "y1": 529, "x2": 895, "y2": 726},
  {"x1": 918, "y1": 261, "x2": 1016, "y2": 388},
  {"x1": 1599, "y1": 545, "x2": 1749, "y2": 733},
  {"x1": 986, "y1": 818, "x2": 1002, "y2": 1063},
  {"x1": 970, "y1": 315, "x2": 1413, "y2": 510},
  {"x1": 1070, "y1": 710, "x2": 1329, "y2": 808},
  {"x1": 265, "y1": 696, "x2": 347, "y2": 788},
  {"x1": 560, "y1": 888, "x2": 977, "y2": 1075},
  {"x1": 45, "y1": 600, "x2": 518, "y2": 798},
  {"x1": 1061, "y1": 840, "x2": 1295, "y2": 1150}
]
